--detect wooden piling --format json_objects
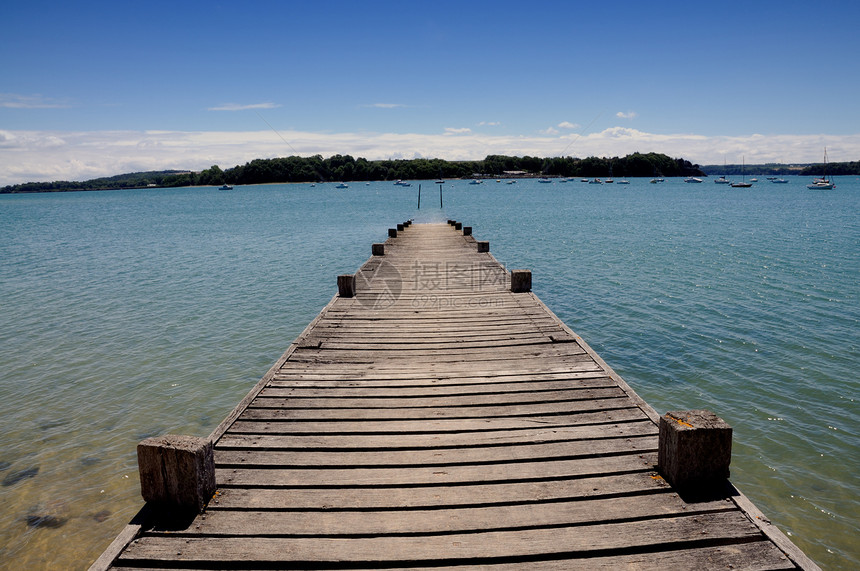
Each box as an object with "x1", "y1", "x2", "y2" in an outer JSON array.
[
  {"x1": 511, "y1": 269, "x2": 532, "y2": 293},
  {"x1": 372, "y1": 243, "x2": 385, "y2": 256},
  {"x1": 477, "y1": 240, "x2": 490, "y2": 252},
  {"x1": 137, "y1": 435, "x2": 215, "y2": 514},
  {"x1": 658, "y1": 410, "x2": 732, "y2": 493},
  {"x1": 337, "y1": 274, "x2": 356, "y2": 297},
  {"x1": 388, "y1": 228, "x2": 397, "y2": 238}
]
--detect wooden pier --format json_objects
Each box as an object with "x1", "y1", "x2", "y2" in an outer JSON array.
[{"x1": 93, "y1": 222, "x2": 818, "y2": 570}]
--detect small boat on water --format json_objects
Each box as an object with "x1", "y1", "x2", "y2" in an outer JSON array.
[
  {"x1": 771, "y1": 178, "x2": 789, "y2": 184},
  {"x1": 807, "y1": 148, "x2": 835, "y2": 189},
  {"x1": 538, "y1": 178, "x2": 552, "y2": 183},
  {"x1": 616, "y1": 179, "x2": 630, "y2": 184},
  {"x1": 684, "y1": 177, "x2": 703, "y2": 183},
  {"x1": 335, "y1": 183, "x2": 349, "y2": 189},
  {"x1": 731, "y1": 157, "x2": 752, "y2": 188},
  {"x1": 435, "y1": 180, "x2": 445, "y2": 184},
  {"x1": 219, "y1": 184, "x2": 233, "y2": 190},
  {"x1": 469, "y1": 179, "x2": 483, "y2": 185},
  {"x1": 714, "y1": 176, "x2": 731, "y2": 184},
  {"x1": 589, "y1": 178, "x2": 603, "y2": 184},
  {"x1": 506, "y1": 180, "x2": 516, "y2": 184}
]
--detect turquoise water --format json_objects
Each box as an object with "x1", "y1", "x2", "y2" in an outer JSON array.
[{"x1": 0, "y1": 177, "x2": 857, "y2": 569}]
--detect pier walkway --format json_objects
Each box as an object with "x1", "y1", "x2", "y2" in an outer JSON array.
[{"x1": 95, "y1": 222, "x2": 817, "y2": 569}]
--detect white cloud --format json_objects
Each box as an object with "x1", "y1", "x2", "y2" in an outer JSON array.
[
  {"x1": 2, "y1": 127, "x2": 859, "y2": 186},
  {"x1": 0, "y1": 93, "x2": 71, "y2": 109},
  {"x1": 539, "y1": 127, "x2": 559, "y2": 135},
  {"x1": 558, "y1": 121, "x2": 581, "y2": 130},
  {"x1": 208, "y1": 102, "x2": 282, "y2": 111},
  {"x1": 444, "y1": 127, "x2": 472, "y2": 134},
  {"x1": 478, "y1": 121, "x2": 501, "y2": 126},
  {"x1": 616, "y1": 111, "x2": 638, "y2": 119}
]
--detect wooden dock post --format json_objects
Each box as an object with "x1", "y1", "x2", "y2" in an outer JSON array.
[
  {"x1": 454, "y1": 222, "x2": 462, "y2": 231},
  {"x1": 510, "y1": 270, "x2": 532, "y2": 293},
  {"x1": 372, "y1": 243, "x2": 385, "y2": 256},
  {"x1": 477, "y1": 241, "x2": 490, "y2": 253},
  {"x1": 137, "y1": 435, "x2": 215, "y2": 514},
  {"x1": 658, "y1": 410, "x2": 732, "y2": 493},
  {"x1": 397, "y1": 223, "x2": 405, "y2": 231},
  {"x1": 337, "y1": 274, "x2": 356, "y2": 297},
  {"x1": 388, "y1": 228, "x2": 397, "y2": 238},
  {"x1": 463, "y1": 226, "x2": 472, "y2": 236}
]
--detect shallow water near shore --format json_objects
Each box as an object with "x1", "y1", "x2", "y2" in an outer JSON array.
[{"x1": 1, "y1": 177, "x2": 857, "y2": 569}]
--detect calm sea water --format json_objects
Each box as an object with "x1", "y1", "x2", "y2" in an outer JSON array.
[{"x1": 0, "y1": 177, "x2": 857, "y2": 569}]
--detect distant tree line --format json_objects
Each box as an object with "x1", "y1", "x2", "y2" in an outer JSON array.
[
  {"x1": 0, "y1": 170, "x2": 192, "y2": 193},
  {"x1": 2, "y1": 152, "x2": 707, "y2": 193},
  {"x1": 701, "y1": 161, "x2": 860, "y2": 176}
]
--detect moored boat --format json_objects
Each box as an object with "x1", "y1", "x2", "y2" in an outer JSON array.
[
  {"x1": 807, "y1": 148, "x2": 835, "y2": 189},
  {"x1": 730, "y1": 156, "x2": 752, "y2": 187}
]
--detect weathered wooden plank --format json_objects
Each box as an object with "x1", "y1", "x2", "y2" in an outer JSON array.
[
  {"x1": 215, "y1": 453, "x2": 658, "y2": 487},
  {"x1": 111, "y1": 540, "x2": 798, "y2": 570},
  {"x1": 239, "y1": 396, "x2": 636, "y2": 420},
  {"x1": 273, "y1": 361, "x2": 605, "y2": 379},
  {"x1": 215, "y1": 419, "x2": 657, "y2": 450},
  {"x1": 209, "y1": 472, "x2": 670, "y2": 510},
  {"x1": 215, "y1": 435, "x2": 658, "y2": 467},
  {"x1": 182, "y1": 495, "x2": 734, "y2": 536},
  {"x1": 286, "y1": 344, "x2": 589, "y2": 361},
  {"x1": 263, "y1": 376, "x2": 616, "y2": 396},
  {"x1": 118, "y1": 511, "x2": 763, "y2": 564},
  {"x1": 250, "y1": 387, "x2": 627, "y2": 409},
  {"x1": 227, "y1": 408, "x2": 650, "y2": 434}
]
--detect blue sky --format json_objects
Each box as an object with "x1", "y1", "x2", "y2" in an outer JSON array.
[{"x1": 2, "y1": 0, "x2": 859, "y2": 184}]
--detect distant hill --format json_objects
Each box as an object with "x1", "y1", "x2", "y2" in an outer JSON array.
[
  {"x1": 1, "y1": 170, "x2": 193, "y2": 193},
  {"x1": 2, "y1": 152, "x2": 705, "y2": 194}
]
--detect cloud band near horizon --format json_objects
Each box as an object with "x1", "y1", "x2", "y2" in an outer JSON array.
[{"x1": 1, "y1": 127, "x2": 857, "y2": 186}]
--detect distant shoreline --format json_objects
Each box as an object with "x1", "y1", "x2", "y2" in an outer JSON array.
[{"x1": 4, "y1": 151, "x2": 857, "y2": 194}]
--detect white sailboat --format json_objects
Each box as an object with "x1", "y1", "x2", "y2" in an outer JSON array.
[
  {"x1": 731, "y1": 156, "x2": 752, "y2": 188},
  {"x1": 715, "y1": 157, "x2": 731, "y2": 184},
  {"x1": 807, "y1": 148, "x2": 835, "y2": 189}
]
